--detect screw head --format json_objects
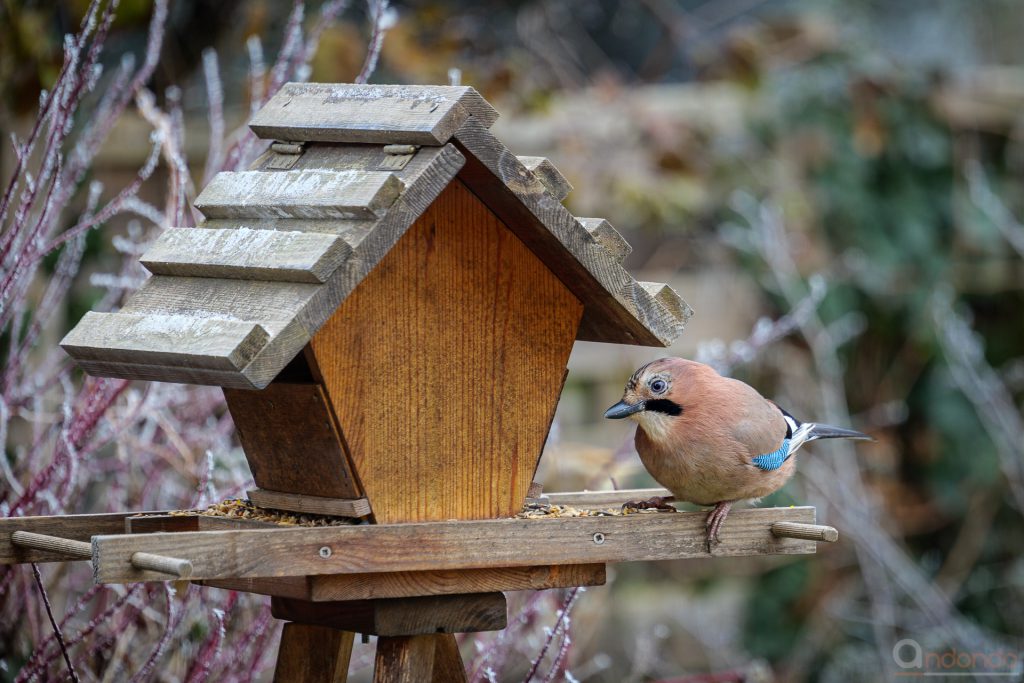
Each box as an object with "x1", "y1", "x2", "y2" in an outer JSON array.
[
  {"x1": 318, "y1": 546, "x2": 332, "y2": 558},
  {"x1": 592, "y1": 532, "x2": 605, "y2": 545}
]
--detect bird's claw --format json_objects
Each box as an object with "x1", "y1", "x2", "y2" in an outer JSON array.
[
  {"x1": 621, "y1": 496, "x2": 677, "y2": 513},
  {"x1": 704, "y1": 501, "x2": 733, "y2": 553}
]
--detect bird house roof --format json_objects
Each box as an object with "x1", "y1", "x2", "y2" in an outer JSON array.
[{"x1": 61, "y1": 83, "x2": 691, "y2": 389}]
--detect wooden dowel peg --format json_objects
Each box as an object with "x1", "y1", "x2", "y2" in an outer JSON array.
[
  {"x1": 11, "y1": 531, "x2": 92, "y2": 560},
  {"x1": 771, "y1": 521, "x2": 839, "y2": 543},
  {"x1": 130, "y1": 551, "x2": 193, "y2": 578}
]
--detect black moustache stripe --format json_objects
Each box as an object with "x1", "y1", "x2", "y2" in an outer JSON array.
[{"x1": 645, "y1": 399, "x2": 683, "y2": 416}]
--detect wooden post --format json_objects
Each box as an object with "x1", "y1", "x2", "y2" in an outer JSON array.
[
  {"x1": 373, "y1": 634, "x2": 469, "y2": 683},
  {"x1": 373, "y1": 635, "x2": 437, "y2": 683},
  {"x1": 271, "y1": 593, "x2": 498, "y2": 682},
  {"x1": 273, "y1": 623, "x2": 354, "y2": 683}
]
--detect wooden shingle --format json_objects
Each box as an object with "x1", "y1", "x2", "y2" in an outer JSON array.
[
  {"x1": 62, "y1": 83, "x2": 691, "y2": 388},
  {"x1": 249, "y1": 83, "x2": 499, "y2": 145}
]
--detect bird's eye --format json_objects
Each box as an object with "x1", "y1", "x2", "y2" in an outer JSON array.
[{"x1": 650, "y1": 379, "x2": 667, "y2": 394}]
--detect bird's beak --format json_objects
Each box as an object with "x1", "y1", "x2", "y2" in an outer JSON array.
[{"x1": 604, "y1": 400, "x2": 645, "y2": 419}]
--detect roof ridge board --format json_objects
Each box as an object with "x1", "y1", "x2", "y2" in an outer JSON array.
[
  {"x1": 450, "y1": 118, "x2": 689, "y2": 347},
  {"x1": 249, "y1": 83, "x2": 499, "y2": 146}
]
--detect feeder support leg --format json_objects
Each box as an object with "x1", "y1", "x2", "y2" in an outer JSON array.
[
  {"x1": 373, "y1": 634, "x2": 467, "y2": 683},
  {"x1": 273, "y1": 623, "x2": 353, "y2": 683}
]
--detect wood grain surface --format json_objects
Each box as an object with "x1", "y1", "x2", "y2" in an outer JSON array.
[
  {"x1": 516, "y1": 156, "x2": 572, "y2": 201},
  {"x1": 452, "y1": 119, "x2": 691, "y2": 346},
  {"x1": 247, "y1": 490, "x2": 370, "y2": 518},
  {"x1": 273, "y1": 623, "x2": 353, "y2": 683},
  {"x1": 577, "y1": 217, "x2": 632, "y2": 264},
  {"x1": 224, "y1": 382, "x2": 363, "y2": 499},
  {"x1": 0, "y1": 511, "x2": 164, "y2": 564},
  {"x1": 310, "y1": 179, "x2": 583, "y2": 524},
  {"x1": 199, "y1": 564, "x2": 606, "y2": 601},
  {"x1": 249, "y1": 83, "x2": 498, "y2": 145},
  {"x1": 373, "y1": 636, "x2": 437, "y2": 683},
  {"x1": 61, "y1": 311, "x2": 269, "y2": 371},
  {"x1": 194, "y1": 170, "x2": 404, "y2": 220},
  {"x1": 141, "y1": 227, "x2": 351, "y2": 284},
  {"x1": 270, "y1": 592, "x2": 507, "y2": 635},
  {"x1": 92, "y1": 506, "x2": 818, "y2": 583}
]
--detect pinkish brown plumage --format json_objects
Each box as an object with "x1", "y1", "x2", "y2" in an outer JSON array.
[{"x1": 605, "y1": 357, "x2": 871, "y2": 548}]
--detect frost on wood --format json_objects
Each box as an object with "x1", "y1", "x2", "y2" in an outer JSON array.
[
  {"x1": 193, "y1": 169, "x2": 404, "y2": 219},
  {"x1": 141, "y1": 227, "x2": 351, "y2": 283},
  {"x1": 248, "y1": 82, "x2": 499, "y2": 145},
  {"x1": 61, "y1": 312, "x2": 269, "y2": 371}
]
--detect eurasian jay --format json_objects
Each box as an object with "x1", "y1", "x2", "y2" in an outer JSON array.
[{"x1": 605, "y1": 357, "x2": 870, "y2": 549}]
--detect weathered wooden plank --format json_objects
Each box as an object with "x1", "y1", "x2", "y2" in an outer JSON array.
[
  {"x1": 198, "y1": 217, "x2": 380, "y2": 246},
  {"x1": 72, "y1": 358, "x2": 266, "y2": 390},
  {"x1": 374, "y1": 636, "x2": 437, "y2": 683},
  {"x1": 271, "y1": 592, "x2": 507, "y2": 635},
  {"x1": 0, "y1": 511, "x2": 167, "y2": 564},
  {"x1": 200, "y1": 576, "x2": 314, "y2": 599},
  {"x1": 118, "y1": 276, "x2": 320, "y2": 389},
  {"x1": 141, "y1": 228, "x2": 351, "y2": 284},
  {"x1": 308, "y1": 564, "x2": 606, "y2": 601},
  {"x1": 249, "y1": 83, "x2": 498, "y2": 145},
  {"x1": 310, "y1": 179, "x2": 583, "y2": 524},
  {"x1": 536, "y1": 488, "x2": 673, "y2": 508},
  {"x1": 194, "y1": 169, "x2": 404, "y2": 220},
  {"x1": 452, "y1": 118, "x2": 691, "y2": 346},
  {"x1": 577, "y1": 217, "x2": 632, "y2": 264},
  {"x1": 199, "y1": 564, "x2": 606, "y2": 601},
  {"x1": 639, "y1": 281, "x2": 689, "y2": 321},
  {"x1": 120, "y1": 263, "x2": 317, "y2": 336},
  {"x1": 273, "y1": 623, "x2": 353, "y2": 683},
  {"x1": 517, "y1": 156, "x2": 572, "y2": 201},
  {"x1": 70, "y1": 144, "x2": 465, "y2": 391},
  {"x1": 92, "y1": 506, "x2": 817, "y2": 583},
  {"x1": 225, "y1": 381, "x2": 363, "y2": 499},
  {"x1": 61, "y1": 311, "x2": 269, "y2": 372},
  {"x1": 248, "y1": 490, "x2": 370, "y2": 518}
]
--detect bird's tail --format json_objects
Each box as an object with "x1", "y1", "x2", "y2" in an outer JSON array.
[{"x1": 790, "y1": 422, "x2": 873, "y2": 453}]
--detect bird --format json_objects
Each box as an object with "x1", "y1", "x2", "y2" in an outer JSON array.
[{"x1": 604, "y1": 357, "x2": 871, "y2": 550}]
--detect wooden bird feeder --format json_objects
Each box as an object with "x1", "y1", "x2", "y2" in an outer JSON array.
[{"x1": 1, "y1": 84, "x2": 838, "y2": 681}]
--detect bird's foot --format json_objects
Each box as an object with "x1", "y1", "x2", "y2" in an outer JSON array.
[
  {"x1": 621, "y1": 496, "x2": 677, "y2": 513},
  {"x1": 705, "y1": 501, "x2": 734, "y2": 553}
]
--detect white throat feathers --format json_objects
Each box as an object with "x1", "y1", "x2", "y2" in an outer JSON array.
[{"x1": 632, "y1": 410, "x2": 676, "y2": 442}]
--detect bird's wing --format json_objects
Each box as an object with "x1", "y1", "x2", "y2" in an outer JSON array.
[{"x1": 719, "y1": 377, "x2": 790, "y2": 461}]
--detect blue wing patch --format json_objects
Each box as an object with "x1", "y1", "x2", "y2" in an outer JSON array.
[{"x1": 752, "y1": 439, "x2": 792, "y2": 471}]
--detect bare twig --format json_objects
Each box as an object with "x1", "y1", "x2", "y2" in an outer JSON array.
[{"x1": 31, "y1": 564, "x2": 80, "y2": 683}]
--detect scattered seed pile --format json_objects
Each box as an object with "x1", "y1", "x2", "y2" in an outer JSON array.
[
  {"x1": 516, "y1": 502, "x2": 673, "y2": 519},
  {"x1": 172, "y1": 498, "x2": 360, "y2": 527},
  {"x1": 166, "y1": 498, "x2": 673, "y2": 525}
]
